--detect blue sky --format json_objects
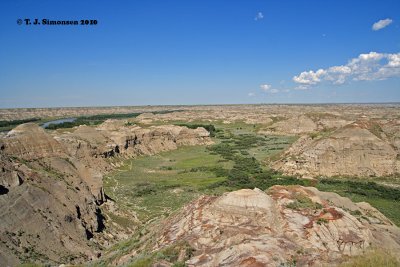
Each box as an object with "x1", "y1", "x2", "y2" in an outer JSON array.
[{"x1": 0, "y1": 0, "x2": 399, "y2": 108}]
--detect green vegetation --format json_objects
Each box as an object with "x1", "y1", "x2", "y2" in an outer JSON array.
[
  {"x1": 0, "y1": 118, "x2": 41, "y2": 131},
  {"x1": 316, "y1": 218, "x2": 329, "y2": 225},
  {"x1": 308, "y1": 127, "x2": 334, "y2": 140},
  {"x1": 207, "y1": 130, "x2": 400, "y2": 225},
  {"x1": 339, "y1": 249, "x2": 399, "y2": 267},
  {"x1": 317, "y1": 178, "x2": 400, "y2": 226},
  {"x1": 318, "y1": 179, "x2": 400, "y2": 201},
  {"x1": 104, "y1": 145, "x2": 232, "y2": 221},
  {"x1": 100, "y1": 232, "x2": 193, "y2": 267},
  {"x1": 105, "y1": 121, "x2": 400, "y2": 227},
  {"x1": 127, "y1": 242, "x2": 192, "y2": 267},
  {"x1": 174, "y1": 123, "x2": 216, "y2": 137},
  {"x1": 286, "y1": 193, "x2": 323, "y2": 210},
  {"x1": 0, "y1": 117, "x2": 41, "y2": 127},
  {"x1": 18, "y1": 245, "x2": 49, "y2": 264},
  {"x1": 45, "y1": 110, "x2": 181, "y2": 129},
  {"x1": 128, "y1": 257, "x2": 153, "y2": 267},
  {"x1": 205, "y1": 132, "x2": 305, "y2": 190},
  {"x1": 104, "y1": 123, "x2": 297, "y2": 223},
  {"x1": 102, "y1": 120, "x2": 400, "y2": 265},
  {"x1": 368, "y1": 121, "x2": 385, "y2": 139}
]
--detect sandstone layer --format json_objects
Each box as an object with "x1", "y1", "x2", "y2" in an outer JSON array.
[{"x1": 154, "y1": 186, "x2": 400, "y2": 266}]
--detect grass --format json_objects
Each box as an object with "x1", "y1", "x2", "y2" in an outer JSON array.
[
  {"x1": 126, "y1": 242, "x2": 193, "y2": 267},
  {"x1": 104, "y1": 145, "x2": 232, "y2": 221},
  {"x1": 103, "y1": 120, "x2": 400, "y2": 265},
  {"x1": 339, "y1": 249, "x2": 399, "y2": 267},
  {"x1": 0, "y1": 117, "x2": 59, "y2": 132},
  {"x1": 128, "y1": 257, "x2": 153, "y2": 267},
  {"x1": 103, "y1": 123, "x2": 296, "y2": 224},
  {"x1": 146, "y1": 119, "x2": 270, "y2": 136},
  {"x1": 104, "y1": 211, "x2": 135, "y2": 230},
  {"x1": 174, "y1": 123, "x2": 216, "y2": 137},
  {"x1": 286, "y1": 193, "x2": 323, "y2": 210},
  {"x1": 44, "y1": 110, "x2": 181, "y2": 130},
  {"x1": 0, "y1": 117, "x2": 41, "y2": 129},
  {"x1": 317, "y1": 178, "x2": 400, "y2": 226}
]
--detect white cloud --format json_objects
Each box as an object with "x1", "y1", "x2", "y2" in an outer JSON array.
[
  {"x1": 292, "y1": 69, "x2": 326, "y2": 85},
  {"x1": 292, "y1": 52, "x2": 400, "y2": 88},
  {"x1": 295, "y1": 85, "x2": 310, "y2": 90},
  {"x1": 248, "y1": 92, "x2": 255, "y2": 97},
  {"x1": 254, "y1": 12, "x2": 264, "y2": 21},
  {"x1": 260, "y1": 84, "x2": 271, "y2": 91},
  {"x1": 372, "y1": 18, "x2": 393, "y2": 31},
  {"x1": 260, "y1": 84, "x2": 280, "y2": 93},
  {"x1": 387, "y1": 54, "x2": 400, "y2": 67}
]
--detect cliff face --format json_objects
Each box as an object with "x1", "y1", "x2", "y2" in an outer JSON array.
[
  {"x1": 0, "y1": 122, "x2": 212, "y2": 265},
  {"x1": 273, "y1": 122, "x2": 400, "y2": 178},
  {"x1": 154, "y1": 186, "x2": 400, "y2": 266},
  {"x1": 0, "y1": 124, "x2": 104, "y2": 265}
]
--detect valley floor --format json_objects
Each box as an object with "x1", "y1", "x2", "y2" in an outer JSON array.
[{"x1": 101, "y1": 120, "x2": 400, "y2": 266}]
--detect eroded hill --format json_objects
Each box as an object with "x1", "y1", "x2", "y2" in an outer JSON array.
[
  {"x1": 112, "y1": 186, "x2": 400, "y2": 266},
  {"x1": 273, "y1": 120, "x2": 400, "y2": 178},
  {"x1": 1, "y1": 104, "x2": 400, "y2": 266},
  {"x1": 0, "y1": 122, "x2": 212, "y2": 265}
]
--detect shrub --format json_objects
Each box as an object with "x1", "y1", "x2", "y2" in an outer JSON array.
[
  {"x1": 175, "y1": 123, "x2": 216, "y2": 137},
  {"x1": 316, "y1": 218, "x2": 329, "y2": 225},
  {"x1": 0, "y1": 118, "x2": 41, "y2": 128},
  {"x1": 285, "y1": 193, "x2": 323, "y2": 210}
]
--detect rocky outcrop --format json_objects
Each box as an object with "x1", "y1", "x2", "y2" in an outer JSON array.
[
  {"x1": 273, "y1": 122, "x2": 400, "y2": 177},
  {"x1": 258, "y1": 115, "x2": 318, "y2": 135},
  {"x1": 0, "y1": 124, "x2": 104, "y2": 265},
  {"x1": 154, "y1": 186, "x2": 400, "y2": 266},
  {"x1": 3, "y1": 123, "x2": 67, "y2": 160},
  {"x1": 0, "y1": 122, "x2": 213, "y2": 265},
  {"x1": 58, "y1": 121, "x2": 212, "y2": 160},
  {"x1": 382, "y1": 119, "x2": 400, "y2": 152},
  {"x1": 273, "y1": 115, "x2": 318, "y2": 134}
]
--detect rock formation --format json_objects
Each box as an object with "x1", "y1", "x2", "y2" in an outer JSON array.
[
  {"x1": 266, "y1": 115, "x2": 318, "y2": 135},
  {"x1": 154, "y1": 186, "x2": 400, "y2": 266},
  {"x1": 0, "y1": 122, "x2": 212, "y2": 265},
  {"x1": 273, "y1": 121, "x2": 400, "y2": 177},
  {"x1": 0, "y1": 124, "x2": 104, "y2": 265}
]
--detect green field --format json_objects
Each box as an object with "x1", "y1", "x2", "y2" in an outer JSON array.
[
  {"x1": 102, "y1": 123, "x2": 300, "y2": 265},
  {"x1": 104, "y1": 145, "x2": 231, "y2": 221},
  {"x1": 104, "y1": 122, "x2": 400, "y2": 227},
  {"x1": 103, "y1": 121, "x2": 298, "y2": 222},
  {"x1": 317, "y1": 179, "x2": 400, "y2": 226},
  {"x1": 102, "y1": 121, "x2": 400, "y2": 266}
]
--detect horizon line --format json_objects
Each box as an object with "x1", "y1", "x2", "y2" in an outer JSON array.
[{"x1": 1, "y1": 101, "x2": 400, "y2": 110}]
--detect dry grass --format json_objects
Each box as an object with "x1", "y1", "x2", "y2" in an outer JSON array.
[{"x1": 339, "y1": 249, "x2": 399, "y2": 267}]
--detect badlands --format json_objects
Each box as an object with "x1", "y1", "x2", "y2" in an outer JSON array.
[{"x1": 0, "y1": 104, "x2": 399, "y2": 266}]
